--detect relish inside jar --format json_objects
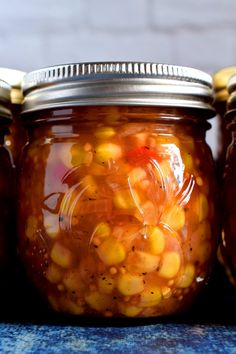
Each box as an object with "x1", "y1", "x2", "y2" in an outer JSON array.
[{"x1": 18, "y1": 62, "x2": 218, "y2": 317}]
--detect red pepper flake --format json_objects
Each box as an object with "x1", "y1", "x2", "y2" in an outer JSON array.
[{"x1": 126, "y1": 146, "x2": 161, "y2": 166}]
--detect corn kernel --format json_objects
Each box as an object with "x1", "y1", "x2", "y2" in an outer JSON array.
[
  {"x1": 51, "y1": 242, "x2": 73, "y2": 269},
  {"x1": 44, "y1": 214, "x2": 59, "y2": 239},
  {"x1": 128, "y1": 167, "x2": 147, "y2": 186},
  {"x1": 113, "y1": 189, "x2": 140, "y2": 210},
  {"x1": 97, "y1": 238, "x2": 126, "y2": 266},
  {"x1": 118, "y1": 303, "x2": 142, "y2": 317},
  {"x1": 45, "y1": 263, "x2": 62, "y2": 284},
  {"x1": 98, "y1": 274, "x2": 115, "y2": 294},
  {"x1": 127, "y1": 251, "x2": 160, "y2": 273},
  {"x1": 159, "y1": 252, "x2": 181, "y2": 279},
  {"x1": 194, "y1": 193, "x2": 209, "y2": 222},
  {"x1": 147, "y1": 226, "x2": 165, "y2": 255},
  {"x1": 139, "y1": 286, "x2": 162, "y2": 307},
  {"x1": 85, "y1": 291, "x2": 112, "y2": 312},
  {"x1": 117, "y1": 273, "x2": 144, "y2": 296},
  {"x1": 26, "y1": 216, "x2": 38, "y2": 240},
  {"x1": 182, "y1": 152, "x2": 193, "y2": 172},
  {"x1": 63, "y1": 271, "x2": 81, "y2": 292},
  {"x1": 176, "y1": 263, "x2": 195, "y2": 288},
  {"x1": 60, "y1": 298, "x2": 84, "y2": 315},
  {"x1": 70, "y1": 144, "x2": 85, "y2": 166},
  {"x1": 96, "y1": 143, "x2": 122, "y2": 162},
  {"x1": 94, "y1": 222, "x2": 111, "y2": 238},
  {"x1": 95, "y1": 126, "x2": 116, "y2": 139},
  {"x1": 161, "y1": 205, "x2": 185, "y2": 231}
]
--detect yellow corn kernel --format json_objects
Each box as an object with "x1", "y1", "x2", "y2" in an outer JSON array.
[
  {"x1": 147, "y1": 226, "x2": 165, "y2": 255},
  {"x1": 176, "y1": 263, "x2": 195, "y2": 288},
  {"x1": 45, "y1": 263, "x2": 62, "y2": 284},
  {"x1": 117, "y1": 273, "x2": 144, "y2": 296},
  {"x1": 97, "y1": 238, "x2": 126, "y2": 266},
  {"x1": 94, "y1": 222, "x2": 111, "y2": 238},
  {"x1": 139, "y1": 286, "x2": 162, "y2": 307},
  {"x1": 159, "y1": 252, "x2": 181, "y2": 279},
  {"x1": 182, "y1": 152, "x2": 193, "y2": 172},
  {"x1": 98, "y1": 274, "x2": 115, "y2": 294},
  {"x1": 44, "y1": 214, "x2": 59, "y2": 239},
  {"x1": 95, "y1": 126, "x2": 116, "y2": 139},
  {"x1": 26, "y1": 216, "x2": 38, "y2": 240},
  {"x1": 85, "y1": 291, "x2": 112, "y2": 312},
  {"x1": 48, "y1": 294, "x2": 60, "y2": 312},
  {"x1": 127, "y1": 251, "x2": 160, "y2": 273},
  {"x1": 194, "y1": 193, "x2": 209, "y2": 222},
  {"x1": 63, "y1": 271, "x2": 81, "y2": 292},
  {"x1": 113, "y1": 189, "x2": 140, "y2": 210},
  {"x1": 161, "y1": 205, "x2": 185, "y2": 231},
  {"x1": 81, "y1": 175, "x2": 98, "y2": 196},
  {"x1": 134, "y1": 132, "x2": 148, "y2": 146},
  {"x1": 51, "y1": 242, "x2": 73, "y2": 269},
  {"x1": 70, "y1": 144, "x2": 85, "y2": 166},
  {"x1": 96, "y1": 143, "x2": 122, "y2": 162},
  {"x1": 128, "y1": 167, "x2": 147, "y2": 186},
  {"x1": 118, "y1": 303, "x2": 142, "y2": 317},
  {"x1": 60, "y1": 298, "x2": 84, "y2": 315}
]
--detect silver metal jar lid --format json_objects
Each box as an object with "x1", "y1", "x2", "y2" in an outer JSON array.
[
  {"x1": 22, "y1": 62, "x2": 215, "y2": 118},
  {"x1": 0, "y1": 80, "x2": 12, "y2": 120}
]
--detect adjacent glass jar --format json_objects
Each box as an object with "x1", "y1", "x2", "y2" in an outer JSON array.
[
  {"x1": 0, "y1": 68, "x2": 27, "y2": 166},
  {"x1": 213, "y1": 67, "x2": 236, "y2": 177},
  {"x1": 0, "y1": 80, "x2": 16, "y2": 290},
  {"x1": 18, "y1": 62, "x2": 218, "y2": 317},
  {"x1": 221, "y1": 74, "x2": 236, "y2": 285}
]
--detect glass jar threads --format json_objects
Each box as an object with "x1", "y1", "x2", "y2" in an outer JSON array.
[{"x1": 18, "y1": 62, "x2": 218, "y2": 317}]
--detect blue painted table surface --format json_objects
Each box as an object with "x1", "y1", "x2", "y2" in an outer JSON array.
[{"x1": 0, "y1": 322, "x2": 235, "y2": 354}]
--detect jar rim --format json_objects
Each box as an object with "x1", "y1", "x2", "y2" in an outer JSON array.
[
  {"x1": 22, "y1": 62, "x2": 215, "y2": 118},
  {"x1": 0, "y1": 79, "x2": 12, "y2": 121}
]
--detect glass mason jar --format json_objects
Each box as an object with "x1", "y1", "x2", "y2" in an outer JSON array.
[
  {"x1": 0, "y1": 80, "x2": 16, "y2": 291},
  {"x1": 221, "y1": 74, "x2": 236, "y2": 285},
  {"x1": 18, "y1": 62, "x2": 218, "y2": 318},
  {"x1": 0, "y1": 68, "x2": 27, "y2": 167},
  {"x1": 213, "y1": 67, "x2": 236, "y2": 178}
]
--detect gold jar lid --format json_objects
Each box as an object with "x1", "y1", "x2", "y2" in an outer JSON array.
[
  {"x1": 213, "y1": 66, "x2": 236, "y2": 102},
  {"x1": 22, "y1": 62, "x2": 215, "y2": 118},
  {"x1": 0, "y1": 68, "x2": 25, "y2": 104}
]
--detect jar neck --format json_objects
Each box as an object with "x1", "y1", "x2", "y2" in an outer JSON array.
[{"x1": 22, "y1": 106, "x2": 211, "y2": 140}]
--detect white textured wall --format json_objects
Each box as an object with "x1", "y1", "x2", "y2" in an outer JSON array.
[{"x1": 1, "y1": 0, "x2": 235, "y2": 155}]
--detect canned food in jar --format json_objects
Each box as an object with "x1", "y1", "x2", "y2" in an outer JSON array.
[
  {"x1": 0, "y1": 68, "x2": 28, "y2": 166},
  {"x1": 18, "y1": 62, "x2": 218, "y2": 317},
  {"x1": 213, "y1": 67, "x2": 236, "y2": 178},
  {"x1": 0, "y1": 80, "x2": 16, "y2": 290},
  {"x1": 221, "y1": 74, "x2": 236, "y2": 285}
]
